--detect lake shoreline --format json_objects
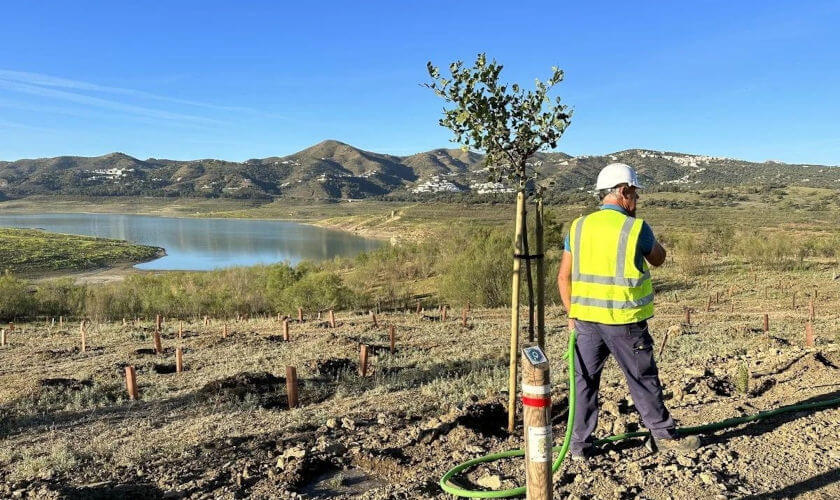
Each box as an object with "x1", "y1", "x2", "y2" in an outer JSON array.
[{"x1": 0, "y1": 210, "x2": 383, "y2": 279}]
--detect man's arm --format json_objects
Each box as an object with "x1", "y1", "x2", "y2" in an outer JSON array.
[
  {"x1": 645, "y1": 242, "x2": 667, "y2": 267},
  {"x1": 639, "y1": 221, "x2": 666, "y2": 267},
  {"x1": 558, "y1": 250, "x2": 574, "y2": 330}
]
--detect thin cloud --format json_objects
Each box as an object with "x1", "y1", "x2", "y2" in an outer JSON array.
[
  {"x1": 0, "y1": 118, "x2": 59, "y2": 133},
  {"x1": 0, "y1": 69, "x2": 260, "y2": 115},
  {"x1": 0, "y1": 79, "x2": 222, "y2": 125}
]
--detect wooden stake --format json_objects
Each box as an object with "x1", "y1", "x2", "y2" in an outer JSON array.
[
  {"x1": 80, "y1": 320, "x2": 87, "y2": 353},
  {"x1": 685, "y1": 308, "x2": 691, "y2": 326},
  {"x1": 805, "y1": 321, "x2": 815, "y2": 348},
  {"x1": 706, "y1": 295, "x2": 712, "y2": 312},
  {"x1": 508, "y1": 190, "x2": 526, "y2": 433},
  {"x1": 125, "y1": 366, "x2": 139, "y2": 400},
  {"x1": 658, "y1": 330, "x2": 670, "y2": 359},
  {"x1": 204, "y1": 315, "x2": 209, "y2": 326},
  {"x1": 298, "y1": 307, "x2": 303, "y2": 322},
  {"x1": 175, "y1": 347, "x2": 183, "y2": 373},
  {"x1": 222, "y1": 323, "x2": 228, "y2": 338},
  {"x1": 153, "y1": 327, "x2": 162, "y2": 354},
  {"x1": 1, "y1": 329, "x2": 6, "y2": 347},
  {"x1": 59, "y1": 316, "x2": 64, "y2": 327},
  {"x1": 466, "y1": 300, "x2": 471, "y2": 313},
  {"x1": 808, "y1": 299, "x2": 815, "y2": 322},
  {"x1": 792, "y1": 291, "x2": 797, "y2": 310},
  {"x1": 122, "y1": 317, "x2": 127, "y2": 326},
  {"x1": 286, "y1": 366, "x2": 299, "y2": 409},
  {"x1": 461, "y1": 308, "x2": 468, "y2": 327},
  {"x1": 441, "y1": 305, "x2": 447, "y2": 322},
  {"x1": 370, "y1": 311, "x2": 378, "y2": 327},
  {"x1": 282, "y1": 319, "x2": 290, "y2": 342},
  {"x1": 763, "y1": 313, "x2": 769, "y2": 333},
  {"x1": 329, "y1": 310, "x2": 336, "y2": 328},
  {"x1": 389, "y1": 325, "x2": 395, "y2": 354},
  {"x1": 156, "y1": 314, "x2": 162, "y2": 332},
  {"x1": 8, "y1": 322, "x2": 13, "y2": 333},
  {"x1": 416, "y1": 300, "x2": 421, "y2": 314},
  {"x1": 521, "y1": 343, "x2": 551, "y2": 500},
  {"x1": 178, "y1": 321, "x2": 183, "y2": 339},
  {"x1": 359, "y1": 344, "x2": 369, "y2": 377}
]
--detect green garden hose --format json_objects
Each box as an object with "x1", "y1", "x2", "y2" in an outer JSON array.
[{"x1": 439, "y1": 330, "x2": 840, "y2": 498}]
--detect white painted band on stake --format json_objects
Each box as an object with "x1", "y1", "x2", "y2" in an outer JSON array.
[{"x1": 522, "y1": 383, "x2": 551, "y2": 395}]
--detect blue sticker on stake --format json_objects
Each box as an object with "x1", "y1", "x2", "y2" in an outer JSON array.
[{"x1": 523, "y1": 346, "x2": 547, "y2": 365}]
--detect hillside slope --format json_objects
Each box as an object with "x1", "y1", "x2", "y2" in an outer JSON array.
[{"x1": 1, "y1": 141, "x2": 837, "y2": 200}]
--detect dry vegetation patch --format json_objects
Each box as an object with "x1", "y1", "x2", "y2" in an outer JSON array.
[{"x1": 0, "y1": 271, "x2": 838, "y2": 498}]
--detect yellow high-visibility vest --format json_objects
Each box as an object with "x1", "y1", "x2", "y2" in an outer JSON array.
[{"x1": 568, "y1": 209, "x2": 654, "y2": 324}]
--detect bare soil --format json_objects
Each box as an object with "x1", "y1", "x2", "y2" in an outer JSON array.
[{"x1": 0, "y1": 288, "x2": 838, "y2": 499}]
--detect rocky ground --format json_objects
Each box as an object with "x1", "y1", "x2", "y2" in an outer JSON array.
[{"x1": 1, "y1": 281, "x2": 839, "y2": 499}]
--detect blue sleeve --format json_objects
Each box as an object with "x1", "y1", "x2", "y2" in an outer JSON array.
[
  {"x1": 564, "y1": 233, "x2": 570, "y2": 252},
  {"x1": 638, "y1": 222, "x2": 656, "y2": 255}
]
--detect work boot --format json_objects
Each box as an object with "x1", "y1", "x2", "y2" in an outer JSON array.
[
  {"x1": 569, "y1": 446, "x2": 596, "y2": 462},
  {"x1": 652, "y1": 435, "x2": 701, "y2": 453}
]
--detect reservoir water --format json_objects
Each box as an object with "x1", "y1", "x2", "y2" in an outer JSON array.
[{"x1": 0, "y1": 213, "x2": 383, "y2": 271}]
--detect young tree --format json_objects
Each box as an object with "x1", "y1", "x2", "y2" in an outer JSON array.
[{"x1": 426, "y1": 53, "x2": 572, "y2": 432}]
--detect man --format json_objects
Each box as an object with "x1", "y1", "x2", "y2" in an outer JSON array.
[{"x1": 557, "y1": 162, "x2": 700, "y2": 460}]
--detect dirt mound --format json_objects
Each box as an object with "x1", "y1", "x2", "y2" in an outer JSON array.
[
  {"x1": 39, "y1": 378, "x2": 92, "y2": 391},
  {"x1": 39, "y1": 482, "x2": 164, "y2": 500},
  {"x1": 152, "y1": 363, "x2": 177, "y2": 374},
  {"x1": 312, "y1": 358, "x2": 357, "y2": 378},
  {"x1": 199, "y1": 371, "x2": 288, "y2": 409},
  {"x1": 454, "y1": 401, "x2": 508, "y2": 438}
]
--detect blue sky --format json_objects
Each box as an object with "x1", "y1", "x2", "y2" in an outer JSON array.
[{"x1": 1, "y1": 1, "x2": 838, "y2": 164}]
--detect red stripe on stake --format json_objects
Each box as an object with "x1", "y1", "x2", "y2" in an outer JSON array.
[{"x1": 521, "y1": 396, "x2": 551, "y2": 408}]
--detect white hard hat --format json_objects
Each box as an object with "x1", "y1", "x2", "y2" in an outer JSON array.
[{"x1": 595, "y1": 163, "x2": 644, "y2": 190}]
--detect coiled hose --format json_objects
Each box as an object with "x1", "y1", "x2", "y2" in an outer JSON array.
[{"x1": 439, "y1": 330, "x2": 840, "y2": 498}]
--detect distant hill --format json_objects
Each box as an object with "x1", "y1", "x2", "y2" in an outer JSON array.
[{"x1": 1, "y1": 140, "x2": 837, "y2": 200}]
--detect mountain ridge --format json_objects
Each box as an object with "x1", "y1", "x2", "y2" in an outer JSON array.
[{"x1": 1, "y1": 140, "x2": 837, "y2": 200}]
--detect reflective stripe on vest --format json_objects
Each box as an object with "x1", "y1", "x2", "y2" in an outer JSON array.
[{"x1": 569, "y1": 210, "x2": 654, "y2": 324}]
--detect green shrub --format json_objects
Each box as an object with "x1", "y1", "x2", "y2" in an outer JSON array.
[
  {"x1": 280, "y1": 271, "x2": 356, "y2": 312},
  {"x1": 437, "y1": 227, "x2": 513, "y2": 307},
  {"x1": 0, "y1": 272, "x2": 33, "y2": 321}
]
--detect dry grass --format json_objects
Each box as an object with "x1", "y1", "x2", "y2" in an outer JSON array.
[{"x1": 0, "y1": 262, "x2": 838, "y2": 491}]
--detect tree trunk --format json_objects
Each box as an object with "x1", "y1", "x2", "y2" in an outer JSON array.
[
  {"x1": 508, "y1": 190, "x2": 526, "y2": 433},
  {"x1": 535, "y1": 199, "x2": 546, "y2": 350},
  {"x1": 521, "y1": 205, "x2": 535, "y2": 343}
]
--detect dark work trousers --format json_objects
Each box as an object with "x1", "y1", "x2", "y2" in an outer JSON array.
[{"x1": 570, "y1": 318, "x2": 676, "y2": 454}]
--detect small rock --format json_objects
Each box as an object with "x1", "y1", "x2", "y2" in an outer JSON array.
[
  {"x1": 603, "y1": 400, "x2": 620, "y2": 416},
  {"x1": 341, "y1": 417, "x2": 356, "y2": 431},
  {"x1": 323, "y1": 443, "x2": 347, "y2": 456},
  {"x1": 476, "y1": 474, "x2": 502, "y2": 489},
  {"x1": 465, "y1": 445, "x2": 485, "y2": 454},
  {"x1": 612, "y1": 416, "x2": 627, "y2": 435},
  {"x1": 676, "y1": 456, "x2": 695, "y2": 467},
  {"x1": 326, "y1": 418, "x2": 339, "y2": 429},
  {"x1": 284, "y1": 446, "x2": 307, "y2": 459},
  {"x1": 699, "y1": 472, "x2": 714, "y2": 485}
]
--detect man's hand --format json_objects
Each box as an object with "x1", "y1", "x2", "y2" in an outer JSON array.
[
  {"x1": 644, "y1": 241, "x2": 667, "y2": 267},
  {"x1": 568, "y1": 318, "x2": 575, "y2": 333}
]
